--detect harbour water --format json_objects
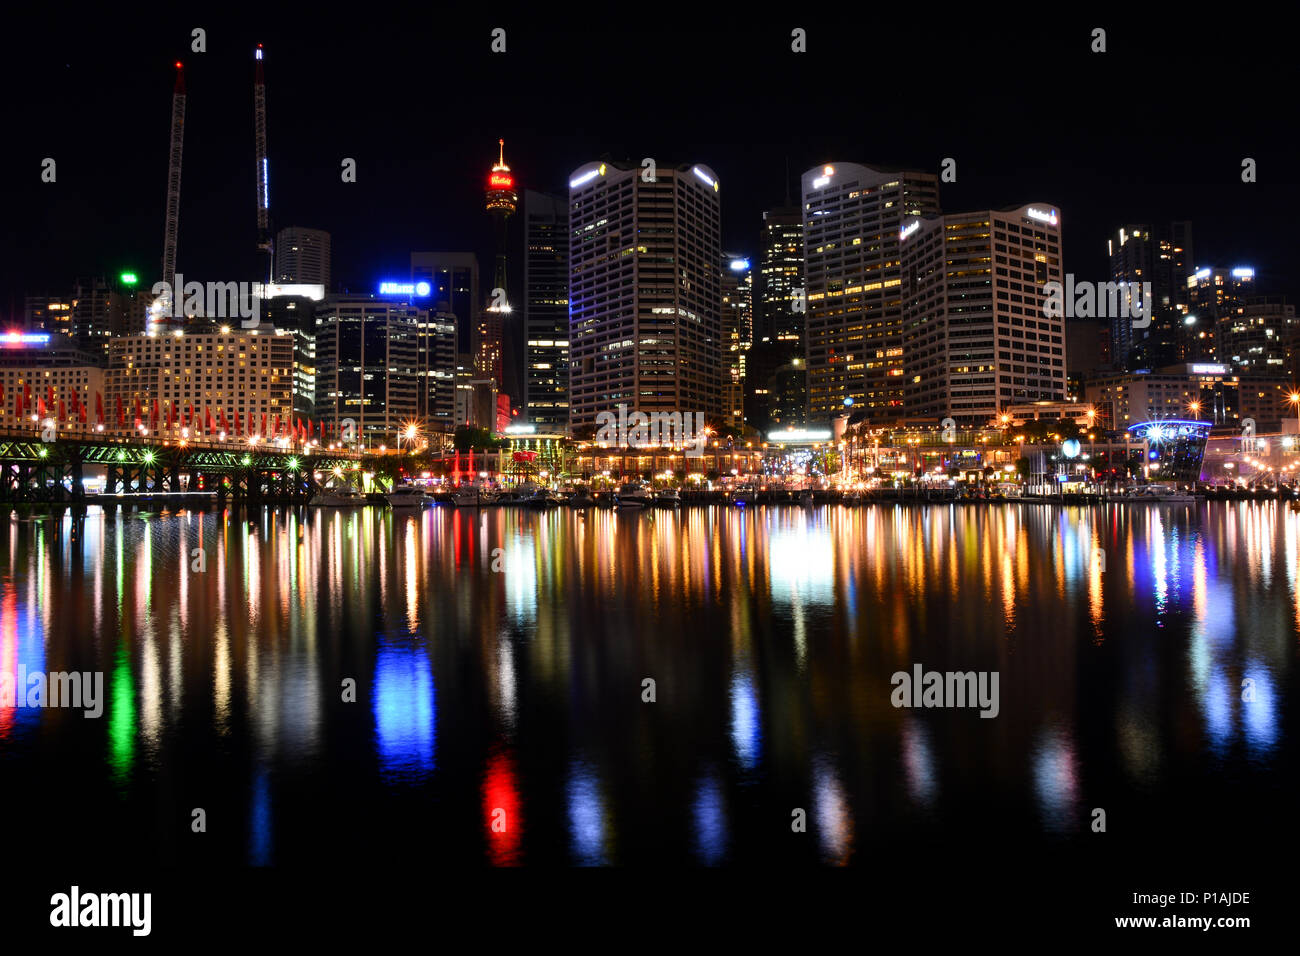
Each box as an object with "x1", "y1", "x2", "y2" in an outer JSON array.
[{"x1": 0, "y1": 502, "x2": 1295, "y2": 869}]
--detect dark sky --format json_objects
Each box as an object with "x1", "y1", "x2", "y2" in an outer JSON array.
[{"x1": 3, "y1": 9, "x2": 1298, "y2": 317}]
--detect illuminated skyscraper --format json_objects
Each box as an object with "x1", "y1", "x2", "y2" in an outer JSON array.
[
  {"x1": 523, "y1": 189, "x2": 569, "y2": 431},
  {"x1": 1107, "y1": 222, "x2": 1191, "y2": 370},
  {"x1": 566, "y1": 159, "x2": 724, "y2": 431},
  {"x1": 902, "y1": 204, "x2": 1066, "y2": 425},
  {"x1": 1186, "y1": 266, "x2": 1255, "y2": 364},
  {"x1": 756, "y1": 205, "x2": 803, "y2": 342},
  {"x1": 721, "y1": 252, "x2": 752, "y2": 427},
  {"x1": 802, "y1": 163, "x2": 940, "y2": 422}
]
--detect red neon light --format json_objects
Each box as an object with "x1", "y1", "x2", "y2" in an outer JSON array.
[{"x1": 489, "y1": 173, "x2": 514, "y2": 190}]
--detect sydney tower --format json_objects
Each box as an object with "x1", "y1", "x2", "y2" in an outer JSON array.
[{"x1": 478, "y1": 139, "x2": 517, "y2": 387}]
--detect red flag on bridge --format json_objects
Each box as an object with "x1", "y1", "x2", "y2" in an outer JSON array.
[
  {"x1": 58, "y1": 399, "x2": 66, "y2": 421},
  {"x1": 248, "y1": 411, "x2": 255, "y2": 435},
  {"x1": 234, "y1": 410, "x2": 242, "y2": 436},
  {"x1": 220, "y1": 409, "x2": 229, "y2": 433},
  {"x1": 205, "y1": 407, "x2": 213, "y2": 432},
  {"x1": 46, "y1": 385, "x2": 55, "y2": 410},
  {"x1": 149, "y1": 402, "x2": 158, "y2": 430},
  {"x1": 133, "y1": 397, "x2": 142, "y2": 425},
  {"x1": 96, "y1": 393, "x2": 104, "y2": 425},
  {"x1": 37, "y1": 397, "x2": 45, "y2": 416},
  {"x1": 260, "y1": 413, "x2": 267, "y2": 435},
  {"x1": 168, "y1": 402, "x2": 176, "y2": 429}
]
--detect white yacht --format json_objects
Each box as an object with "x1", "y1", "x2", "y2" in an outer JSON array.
[
  {"x1": 730, "y1": 483, "x2": 757, "y2": 505},
  {"x1": 385, "y1": 484, "x2": 432, "y2": 508},
  {"x1": 451, "y1": 485, "x2": 495, "y2": 507},
  {"x1": 312, "y1": 485, "x2": 366, "y2": 507}
]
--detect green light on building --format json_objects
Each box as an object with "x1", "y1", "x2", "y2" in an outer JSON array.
[{"x1": 120, "y1": 272, "x2": 138, "y2": 286}]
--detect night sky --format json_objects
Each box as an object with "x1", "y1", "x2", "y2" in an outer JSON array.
[{"x1": 3, "y1": 10, "x2": 1298, "y2": 317}]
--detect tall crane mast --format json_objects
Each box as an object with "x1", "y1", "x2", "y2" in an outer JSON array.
[
  {"x1": 157, "y1": 60, "x2": 186, "y2": 326},
  {"x1": 254, "y1": 44, "x2": 272, "y2": 286}
]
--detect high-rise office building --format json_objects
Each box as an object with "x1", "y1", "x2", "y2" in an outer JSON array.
[
  {"x1": 756, "y1": 205, "x2": 804, "y2": 342},
  {"x1": 411, "y1": 252, "x2": 479, "y2": 355},
  {"x1": 566, "y1": 159, "x2": 724, "y2": 431},
  {"x1": 802, "y1": 163, "x2": 940, "y2": 422},
  {"x1": 721, "y1": 252, "x2": 753, "y2": 427},
  {"x1": 275, "y1": 227, "x2": 331, "y2": 289},
  {"x1": 1107, "y1": 222, "x2": 1192, "y2": 370},
  {"x1": 259, "y1": 287, "x2": 322, "y2": 421},
  {"x1": 1186, "y1": 266, "x2": 1256, "y2": 365},
  {"x1": 746, "y1": 204, "x2": 807, "y2": 430},
  {"x1": 522, "y1": 189, "x2": 569, "y2": 432},
  {"x1": 1221, "y1": 295, "x2": 1298, "y2": 375},
  {"x1": 902, "y1": 204, "x2": 1066, "y2": 425},
  {"x1": 417, "y1": 310, "x2": 458, "y2": 435},
  {"x1": 315, "y1": 294, "x2": 420, "y2": 446},
  {"x1": 26, "y1": 277, "x2": 127, "y2": 357}
]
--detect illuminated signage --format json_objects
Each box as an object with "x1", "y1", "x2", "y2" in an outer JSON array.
[
  {"x1": 1026, "y1": 207, "x2": 1058, "y2": 226},
  {"x1": 729, "y1": 258, "x2": 750, "y2": 271},
  {"x1": 254, "y1": 282, "x2": 326, "y2": 301},
  {"x1": 489, "y1": 172, "x2": 514, "y2": 190},
  {"x1": 503, "y1": 424, "x2": 536, "y2": 435},
  {"x1": 1191, "y1": 268, "x2": 1211, "y2": 281},
  {"x1": 1231, "y1": 267, "x2": 1255, "y2": 279},
  {"x1": 569, "y1": 168, "x2": 600, "y2": 189},
  {"x1": 378, "y1": 281, "x2": 432, "y2": 297},
  {"x1": 119, "y1": 272, "x2": 138, "y2": 285},
  {"x1": 1, "y1": 332, "x2": 50, "y2": 348},
  {"x1": 899, "y1": 220, "x2": 921, "y2": 241},
  {"x1": 768, "y1": 428, "x2": 832, "y2": 442},
  {"x1": 1190, "y1": 363, "x2": 1227, "y2": 375}
]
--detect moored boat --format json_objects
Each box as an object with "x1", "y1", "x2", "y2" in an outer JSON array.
[
  {"x1": 614, "y1": 482, "x2": 653, "y2": 508},
  {"x1": 655, "y1": 487, "x2": 681, "y2": 507},
  {"x1": 311, "y1": 485, "x2": 366, "y2": 507},
  {"x1": 385, "y1": 484, "x2": 433, "y2": 508}
]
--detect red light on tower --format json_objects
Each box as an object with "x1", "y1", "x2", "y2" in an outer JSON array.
[{"x1": 485, "y1": 138, "x2": 517, "y2": 215}]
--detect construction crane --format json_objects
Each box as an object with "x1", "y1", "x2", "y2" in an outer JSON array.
[
  {"x1": 254, "y1": 44, "x2": 272, "y2": 285},
  {"x1": 152, "y1": 60, "x2": 186, "y2": 331}
]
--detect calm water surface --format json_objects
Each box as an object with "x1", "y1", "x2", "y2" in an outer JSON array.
[{"x1": 1, "y1": 502, "x2": 1296, "y2": 867}]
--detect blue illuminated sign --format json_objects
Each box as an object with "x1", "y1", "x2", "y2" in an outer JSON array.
[{"x1": 379, "y1": 281, "x2": 432, "y2": 297}]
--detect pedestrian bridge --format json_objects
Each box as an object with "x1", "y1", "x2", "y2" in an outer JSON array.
[{"x1": 0, "y1": 427, "x2": 365, "y2": 503}]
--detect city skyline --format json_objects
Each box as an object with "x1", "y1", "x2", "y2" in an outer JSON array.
[{"x1": 4, "y1": 15, "x2": 1297, "y2": 316}]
